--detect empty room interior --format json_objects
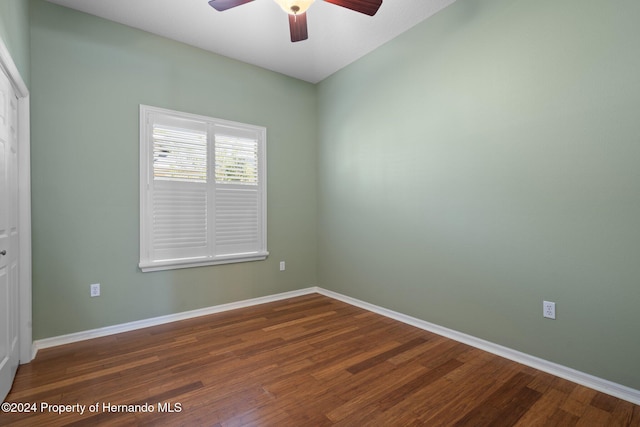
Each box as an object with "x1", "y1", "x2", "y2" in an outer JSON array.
[{"x1": 1, "y1": 0, "x2": 639, "y2": 425}]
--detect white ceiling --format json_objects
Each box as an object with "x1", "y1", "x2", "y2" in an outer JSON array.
[{"x1": 45, "y1": 0, "x2": 456, "y2": 83}]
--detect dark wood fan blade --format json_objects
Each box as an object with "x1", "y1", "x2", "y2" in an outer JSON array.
[
  {"x1": 289, "y1": 13, "x2": 308, "y2": 42},
  {"x1": 208, "y1": 0, "x2": 254, "y2": 12},
  {"x1": 323, "y1": 0, "x2": 382, "y2": 16}
]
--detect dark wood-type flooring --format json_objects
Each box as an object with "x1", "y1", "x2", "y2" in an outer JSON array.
[{"x1": 2, "y1": 294, "x2": 639, "y2": 426}]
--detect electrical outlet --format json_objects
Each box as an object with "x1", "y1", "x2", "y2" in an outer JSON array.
[
  {"x1": 90, "y1": 283, "x2": 101, "y2": 297},
  {"x1": 543, "y1": 300, "x2": 555, "y2": 319},
  {"x1": 279, "y1": 261, "x2": 286, "y2": 271}
]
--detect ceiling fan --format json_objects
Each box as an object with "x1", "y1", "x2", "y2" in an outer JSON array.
[{"x1": 207, "y1": 0, "x2": 383, "y2": 42}]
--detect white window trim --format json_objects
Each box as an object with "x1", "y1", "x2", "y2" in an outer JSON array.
[{"x1": 139, "y1": 105, "x2": 268, "y2": 272}]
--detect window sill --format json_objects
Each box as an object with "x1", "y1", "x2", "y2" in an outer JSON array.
[{"x1": 139, "y1": 252, "x2": 269, "y2": 272}]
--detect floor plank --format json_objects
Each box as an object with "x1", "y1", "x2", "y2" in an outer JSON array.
[{"x1": 1, "y1": 294, "x2": 638, "y2": 426}]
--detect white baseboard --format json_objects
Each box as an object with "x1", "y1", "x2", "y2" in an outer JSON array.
[
  {"x1": 32, "y1": 286, "x2": 640, "y2": 405},
  {"x1": 315, "y1": 287, "x2": 640, "y2": 406},
  {"x1": 32, "y1": 287, "x2": 317, "y2": 355}
]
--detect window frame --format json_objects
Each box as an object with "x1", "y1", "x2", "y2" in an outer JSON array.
[{"x1": 139, "y1": 105, "x2": 267, "y2": 272}]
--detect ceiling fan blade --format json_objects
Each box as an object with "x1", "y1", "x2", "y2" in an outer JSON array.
[
  {"x1": 323, "y1": 0, "x2": 382, "y2": 16},
  {"x1": 289, "y1": 13, "x2": 308, "y2": 42},
  {"x1": 207, "y1": 0, "x2": 254, "y2": 12}
]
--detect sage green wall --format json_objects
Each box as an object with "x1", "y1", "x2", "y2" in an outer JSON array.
[
  {"x1": 0, "y1": 0, "x2": 30, "y2": 85},
  {"x1": 30, "y1": 0, "x2": 317, "y2": 339},
  {"x1": 317, "y1": 0, "x2": 640, "y2": 389}
]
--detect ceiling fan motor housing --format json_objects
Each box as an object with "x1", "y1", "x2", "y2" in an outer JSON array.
[{"x1": 274, "y1": 0, "x2": 316, "y2": 15}]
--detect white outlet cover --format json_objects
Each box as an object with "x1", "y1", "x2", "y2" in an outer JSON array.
[
  {"x1": 543, "y1": 301, "x2": 556, "y2": 319},
  {"x1": 90, "y1": 283, "x2": 101, "y2": 297}
]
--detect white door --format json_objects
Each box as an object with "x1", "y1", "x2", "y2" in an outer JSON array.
[{"x1": 0, "y1": 67, "x2": 19, "y2": 402}]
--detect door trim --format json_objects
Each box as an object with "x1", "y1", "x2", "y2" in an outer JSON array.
[{"x1": 0, "y1": 37, "x2": 32, "y2": 363}]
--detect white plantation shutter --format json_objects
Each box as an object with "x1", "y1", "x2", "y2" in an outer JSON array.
[
  {"x1": 214, "y1": 126, "x2": 263, "y2": 257},
  {"x1": 152, "y1": 181, "x2": 208, "y2": 260},
  {"x1": 140, "y1": 106, "x2": 267, "y2": 272},
  {"x1": 215, "y1": 133, "x2": 258, "y2": 185},
  {"x1": 151, "y1": 119, "x2": 209, "y2": 262},
  {"x1": 153, "y1": 124, "x2": 207, "y2": 182}
]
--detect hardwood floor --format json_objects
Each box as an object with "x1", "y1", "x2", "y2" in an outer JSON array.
[{"x1": 2, "y1": 294, "x2": 639, "y2": 426}]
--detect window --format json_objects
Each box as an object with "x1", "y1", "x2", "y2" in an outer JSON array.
[{"x1": 139, "y1": 105, "x2": 267, "y2": 272}]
